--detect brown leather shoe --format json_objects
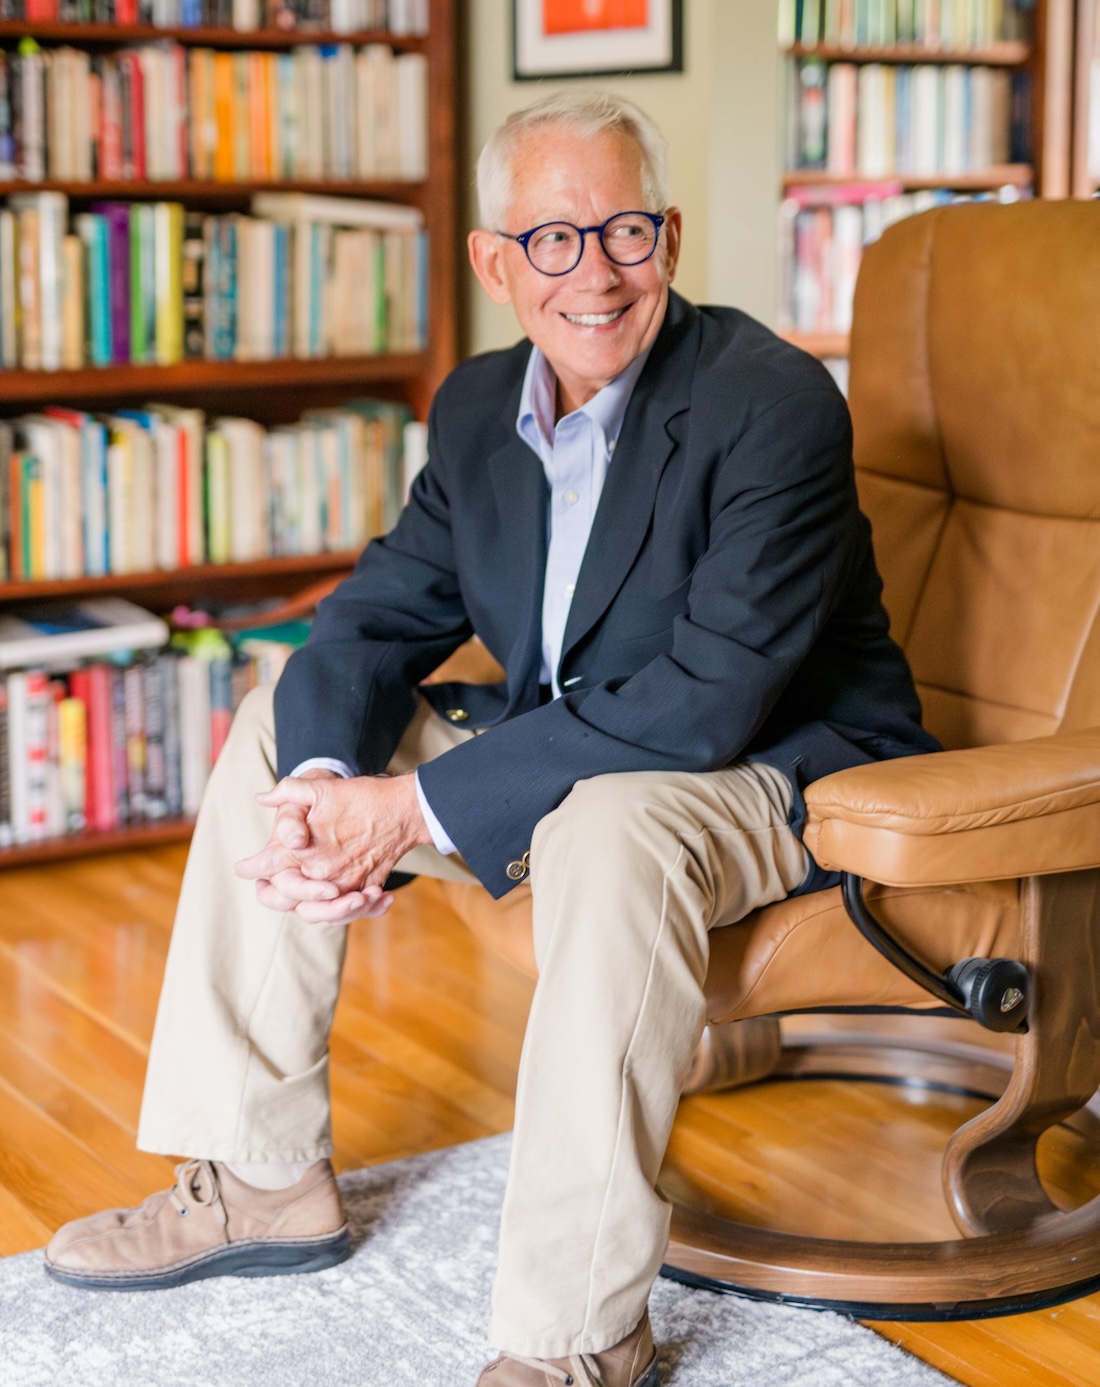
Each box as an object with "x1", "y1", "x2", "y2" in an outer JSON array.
[
  {"x1": 475, "y1": 1311, "x2": 658, "y2": 1387},
  {"x1": 44, "y1": 1159, "x2": 349, "y2": 1291}
]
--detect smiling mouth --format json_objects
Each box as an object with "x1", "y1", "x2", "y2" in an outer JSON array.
[{"x1": 561, "y1": 306, "x2": 630, "y2": 326}]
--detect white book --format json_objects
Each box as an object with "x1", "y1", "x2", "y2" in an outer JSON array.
[
  {"x1": 856, "y1": 66, "x2": 889, "y2": 178},
  {"x1": 251, "y1": 191, "x2": 423, "y2": 231},
  {"x1": 0, "y1": 599, "x2": 168, "y2": 672},
  {"x1": 215, "y1": 416, "x2": 267, "y2": 562},
  {"x1": 911, "y1": 66, "x2": 942, "y2": 176},
  {"x1": 152, "y1": 416, "x2": 180, "y2": 570},
  {"x1": 396, "y1": 53, "x2": 428, "y2": 180},
  {"x1": 232, "y1": 0, "x2": 260, "y2": 31},
  {"x1": 942, "y1": 66, "x2": 968, "y2": 174}
]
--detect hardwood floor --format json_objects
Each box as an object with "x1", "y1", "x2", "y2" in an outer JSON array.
[{"x1": 2, "y1": 846, "x2": 1100, "y2": 1385}]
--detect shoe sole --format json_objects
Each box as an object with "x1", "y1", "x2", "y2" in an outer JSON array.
[{"x1": 44, "y1": 1227, "x2": 351, "y2": 1292}]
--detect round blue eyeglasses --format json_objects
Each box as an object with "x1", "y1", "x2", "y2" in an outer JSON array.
[{"x1": 496, "y1": 211, "x2": 666, "y2": 277}]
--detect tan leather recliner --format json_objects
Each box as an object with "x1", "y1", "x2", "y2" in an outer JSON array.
[{"x1": 439, "y1": 200, "x2": 1100, "y2": 1317}]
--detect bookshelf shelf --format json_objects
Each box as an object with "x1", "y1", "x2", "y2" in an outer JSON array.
[
  {"x1": 782, "y1": 165, "x2": 1034, "y2": 190},
  {"x1": 0, "y1": 179, "x2": 427, "y2": 203},
  {"x1": 0, "y1": 22, "x2": 427, "y2": 53},
  {"x1": 786, "y1": 41, "x2": 1031, "y2": 65},
  {"x1": 0, "y1": 817, "x2": 194, "y2": 868},
  {"x1": 0, "y1": 353, "x2": 430, "y2": 403},
  {"x1": 0, "y1": 553, "x2": 359, "y2": 607}
]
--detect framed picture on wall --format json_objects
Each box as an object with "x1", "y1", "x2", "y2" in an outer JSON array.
[{"x1": 512, "y1": 0, "x2": 684, "y2": 81}]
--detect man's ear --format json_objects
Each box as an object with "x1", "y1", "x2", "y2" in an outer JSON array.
[
  {"x1": 468, "y1": 229, "x2": 514, "y2": 306},
  {"x1": 662, "y1": 207, "x2": 683, "y2": 284}
]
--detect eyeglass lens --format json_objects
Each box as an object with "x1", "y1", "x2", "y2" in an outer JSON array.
[{"x1": 526, "y1": 213, "x2": 659, "y2": 274}]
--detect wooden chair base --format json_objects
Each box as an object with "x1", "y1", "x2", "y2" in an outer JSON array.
[{"x1": 660, "y1": 1021, "x2": 1100, "y2": 1320}]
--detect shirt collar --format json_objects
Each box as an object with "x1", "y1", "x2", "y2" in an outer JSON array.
[{"x1": 516, "y1": 342, "x2": 653, "y2": 458}]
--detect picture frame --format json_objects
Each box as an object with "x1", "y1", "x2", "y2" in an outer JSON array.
[{"x1": 512, "y1": 0, "x2": 684, "y2": 82}]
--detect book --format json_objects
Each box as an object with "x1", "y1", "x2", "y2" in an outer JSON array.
[{"x1": 0, "y1": 598, "x2": 168, "y2": 671}]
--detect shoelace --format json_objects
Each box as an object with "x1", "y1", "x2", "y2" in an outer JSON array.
[
  {"x1": 504, "y1": 1352, "x2": 604, "y2": 1387},
  {"x1": 167, "y1": 1159, "x2": 225, "y2": 1223}
]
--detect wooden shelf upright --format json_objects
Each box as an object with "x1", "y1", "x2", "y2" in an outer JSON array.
[{"x1": 0, "y1": 1, "x2": 458, "y2": 867}]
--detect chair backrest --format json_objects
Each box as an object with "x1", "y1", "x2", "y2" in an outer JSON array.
[{"x1": 848, "y1": 201, "x2": 1100, "y2": 750}]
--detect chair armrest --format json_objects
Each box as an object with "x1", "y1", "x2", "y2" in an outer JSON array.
[{"x1": 802, "y1": 728, "x2": 1100, "y2": 887}]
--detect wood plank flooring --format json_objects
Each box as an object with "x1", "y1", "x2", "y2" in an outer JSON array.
[{"x1": 2, "y1": 846, "x2": 1100, "y2": 1385}]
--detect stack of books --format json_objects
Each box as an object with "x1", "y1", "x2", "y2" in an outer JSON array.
[
  {"x1": 779, "y1": 0, "x2": 1033, "y2": 48},
  {"x1": 0, "y1": 39, "x2": 428, "y2": 184},
  {"x1": 0, "y1": 397, "x2": 414, "y2": 581},
  {"x1": 0, "y1": 600, "x2": 314, "y2": 846},
  {"x1": 0, "y1": 0, "x2": 428, "y2": 34},
  {"x1": 0, "y1": 192, "x2": 427, "y2": 369}
]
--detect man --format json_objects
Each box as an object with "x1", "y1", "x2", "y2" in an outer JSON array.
[{"x1": 45, "y1": 92, "x2": 936, "y2": 1387}]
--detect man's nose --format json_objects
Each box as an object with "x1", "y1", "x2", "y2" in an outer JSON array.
[{"x1": 572, "y1": 230, "x2": 621, "y2": 285}]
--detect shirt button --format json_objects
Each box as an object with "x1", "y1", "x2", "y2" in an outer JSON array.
[
  {"x1": 564, "y1": 583, "x2": 575, "y2": 597},
  {"x1": 563, "y1": 490, "x2": 579, "y2": 505},
  {"x1": 445, "y1": 708, "x2": 469, "y2": 723}
]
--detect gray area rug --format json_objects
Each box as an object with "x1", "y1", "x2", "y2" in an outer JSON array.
[{"x1": 0, "y1": 1135, "x2": 955, "y2": 1387}]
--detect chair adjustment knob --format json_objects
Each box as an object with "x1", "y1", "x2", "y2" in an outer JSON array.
[{"x1": 945, "y1": 957, "x2": 1030, "y2": 1033}]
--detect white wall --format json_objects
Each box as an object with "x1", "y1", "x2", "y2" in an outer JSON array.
[{"x1": 459, "y1": 0, "x2": 780, "y2": 356}]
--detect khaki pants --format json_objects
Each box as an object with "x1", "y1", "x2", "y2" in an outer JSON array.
[{"x1": 138, "y1": 684, "x2": 808, "y2": 1358}]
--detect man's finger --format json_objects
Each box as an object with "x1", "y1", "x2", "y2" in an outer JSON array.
[
  {"x1": 234, "y1": 845, "x2": 296, "y2": 880},
  {"x1": 255, "y1": 778, "x2": 319, "y2": 809},
  {"x1": 255, "y1": 880, "x2": 300, "y2": 912},
  {"x1": 294, "y1": 892, "x2": 370, "y2": 925},
  {"x1": 273, "y1": 801, "x2": 311, "y2": 851},
  {"x1": 268, "y1": 867, "x2": 340, "y2": 902}
]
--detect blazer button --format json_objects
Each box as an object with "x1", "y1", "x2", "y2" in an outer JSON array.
[
  {"x1": 506, "y1": 851, "x2": 531, "y2": 882},
  {"x1": 445, "y1": 708, "x2": 469, "y2": 723}
]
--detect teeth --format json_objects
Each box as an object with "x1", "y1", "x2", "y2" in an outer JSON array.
[{"x1": 563, "y1": 309, "x2": 626, "y2": 326}]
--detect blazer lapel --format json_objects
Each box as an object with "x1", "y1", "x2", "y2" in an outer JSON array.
[
  {"x1": 488, "y1": 430, "x2": 548, "y2": 704},
  {"x1": 560, "y1": 292, "x2": 700, "y2": 666}
]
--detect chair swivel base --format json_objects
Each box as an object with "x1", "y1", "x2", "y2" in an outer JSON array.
[{"x1": 659, "y1": 1026, "x2": 1100, "y2": 1321}]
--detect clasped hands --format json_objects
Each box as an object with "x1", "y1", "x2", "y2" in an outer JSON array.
[{"x1": 233, "y1": 768, "x2": 433, "y2": 926}]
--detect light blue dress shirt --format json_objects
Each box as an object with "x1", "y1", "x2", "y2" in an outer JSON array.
[{"x1": 294, "y1": 342, "x2": 650, "y2": 859}]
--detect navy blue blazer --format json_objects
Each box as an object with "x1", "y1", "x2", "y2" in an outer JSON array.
[{"x1": 274, "y1": 291, "x2": 938, "y2": 898}]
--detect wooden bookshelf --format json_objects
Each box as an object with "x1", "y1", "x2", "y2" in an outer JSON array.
[
  {"x1": 0, "y1": 0, "x2": 457, "y2": 868},
  {"x1": 778, "y1": 0, "x2": 1077, "y2": 359},
  {"x1": 1073, "y1": 0, "x2": 1100, "y2": 196}
]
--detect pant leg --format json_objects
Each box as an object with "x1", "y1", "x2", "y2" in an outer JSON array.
[
  {"x1": 137, "y1": 685, "x2": 477, "y2": 1162},
  {"x1": 488, "y1": 762, "x2": 810, "y2": 1359}
]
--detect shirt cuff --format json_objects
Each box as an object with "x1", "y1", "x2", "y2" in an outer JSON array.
[
  {"x1": 289, "y1": 757, "x2": 356, "y2": 779},
  {"x1": 415, "y1": 769, "x2": 457, "y2": 856}
]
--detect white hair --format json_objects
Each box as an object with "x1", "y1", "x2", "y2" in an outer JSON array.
[{"x1": 476, "y1": 89, "x2": 669, "y2": 231}]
